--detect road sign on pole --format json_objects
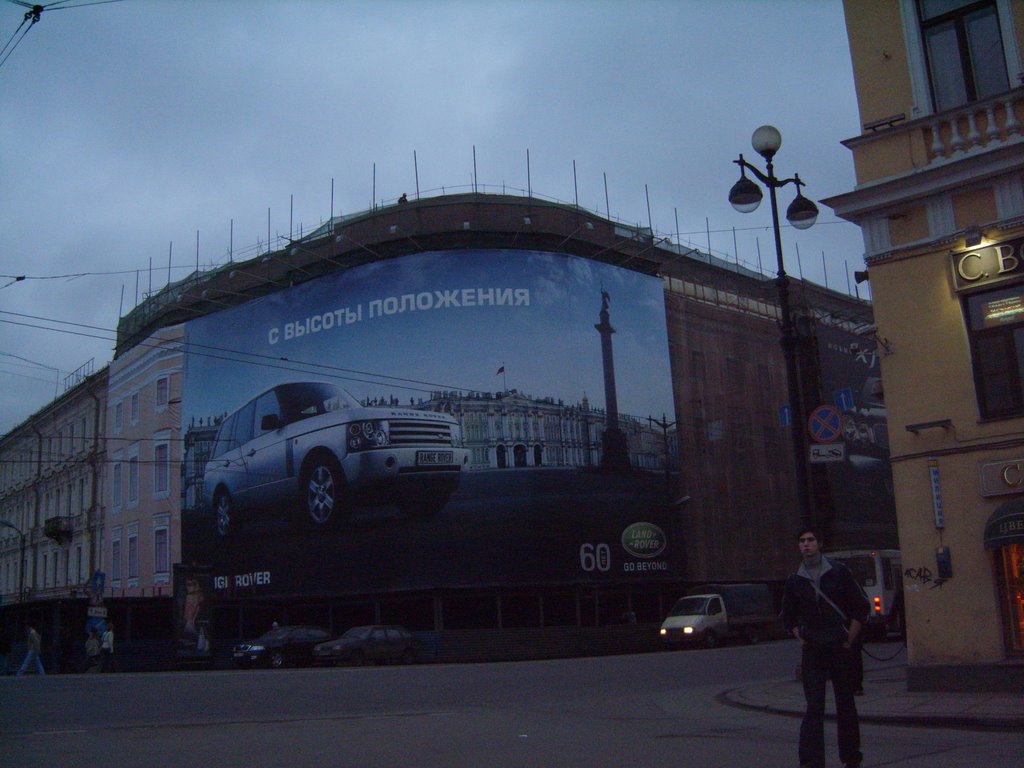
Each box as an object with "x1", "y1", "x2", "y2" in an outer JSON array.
[
  {"x1": 808, "y1": 404, "x2": 842, "y2": 443},
  {"x1": 809, "y1": 443, "x2": 846, "y2": 463},
  {"x1": 833, "y1": 387, "x2": 855, "y2": 411},
  {"x1": 779, "y1": 404, "x2": 792, "y2": 428}
]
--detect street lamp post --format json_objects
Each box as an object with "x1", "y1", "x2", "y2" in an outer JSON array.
[
  {"x1": 728, "y1": 125, "x2": 819, "y2": 529},
  {"x1": 0, "y1": 519, "x2": 26, "y2": 605}
]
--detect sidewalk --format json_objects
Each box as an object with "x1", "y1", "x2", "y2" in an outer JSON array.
[{"x1": 720, "y1": 664, "x2": 1024, "y2": 731}]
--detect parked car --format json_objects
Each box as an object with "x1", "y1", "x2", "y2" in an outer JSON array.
[
  {"x1": 313, "y1": 625, "x2": 418, "y2": 666},
  {"x1": 203, "y1": 381, "x2": 469, "y2": 536},
  {"x1": 232, "y1": 625, "x2": 331, "y2": 668}
]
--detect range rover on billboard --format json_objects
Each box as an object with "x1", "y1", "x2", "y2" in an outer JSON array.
[{"x1": 203, "y1": 381, "x2": 468, "y2": 535}]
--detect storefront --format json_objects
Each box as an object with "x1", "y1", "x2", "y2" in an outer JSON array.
[{"x1": 985, "y1": 498, "x2": 1024, "y2": 655}]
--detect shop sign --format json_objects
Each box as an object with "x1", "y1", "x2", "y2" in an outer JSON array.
[
  {"x1": 951, "y1": 236, "x2": 1024, "y2": 292},
  {"x1": 979, "y1": 457, "x2": 1024, "y2": 497},
  {"x1": 984, "y1": 498, "x2": 1024, "y2": 549}
]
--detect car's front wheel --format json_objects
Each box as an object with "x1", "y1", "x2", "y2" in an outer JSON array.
[
  {"x1": 270, "y1": 651, "x2": 285, "y2": 669},
  {"x1": 213, "y1": 489, "x2": 234, "y2": 537},
  {"x1": 300, "y1": 453, "x2": 347, "y2": 528}
]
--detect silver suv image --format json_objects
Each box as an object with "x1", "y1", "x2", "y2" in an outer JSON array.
[{"x1": 203, "y1": 381, "x2": 468, "y2": 536}]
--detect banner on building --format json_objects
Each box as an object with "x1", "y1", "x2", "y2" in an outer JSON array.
[{"x1": 180, "y1": 249, "x2": 679, "y2": 599}]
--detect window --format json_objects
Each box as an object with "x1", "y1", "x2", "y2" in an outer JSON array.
[
  {"x1": 75, "y1": 545, "x2": 83, "y2": 584},
  {"x1": 153, "y1": 436, "x2": 170, "y2": 496},
  {"x1": 995, "y1": 543, "x2": 1024, "y2": 654},
  {"x1": 128, "y1": 526, "x2": 139, "y2": 582},
  {"x1": 253, "y1": 390, "x2": 281, "y2": 436},
  {"x1": 155, "y1": 377, "x2": 169, "y2": 410},
  {"x1": 78, "y1": 477, "x2": 87, "y2": 512},
  {"x1": 114, "y1": 401, "x2": 123, "y2": 433},
  {"x1": 111, "y1": 529, "x2": 122, "y2": 583},
  {"x1": 130, "y1": 392, "x2": 140, "y2": 425},
  {"x1": 919, "y1": 0, "x2": 1009, "y2": 112},
  {"x1": 127, "y1": 446, "x2": 140, "y2": 505},
  {"x1": 233, "y1": 401, "x2": 256, "y2": 446},
  {"x1": 112, "y1": 457, "x2": 123, "y2": 510},
  {"x1": 211, "y1": 413, "x2": 237, "y2": 459},
  {"x1": 966, "y1": 284, "x2": 1024, "y2": 418},
  {"x1": 154, "y1": 516, "x2": 169, "y2": 581}
]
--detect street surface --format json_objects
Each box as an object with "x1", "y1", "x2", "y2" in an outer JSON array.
[{"x1": 2, "y1": 641, "x2": 1019, "y2": 767}]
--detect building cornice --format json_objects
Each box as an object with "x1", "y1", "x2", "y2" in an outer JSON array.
[{"x1": 823, "y1": 139, "x2": 1024, "y2": 223}]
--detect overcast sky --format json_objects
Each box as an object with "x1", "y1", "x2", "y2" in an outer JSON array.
[{"x1": 0, "y1": 0, "x2": 865, "y2": 434}]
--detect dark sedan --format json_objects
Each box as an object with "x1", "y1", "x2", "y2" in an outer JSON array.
[
  {"x1": 313, "y1": 625, "x2": 418, "y2": 666},
  {"x1": 232, "y1": 625, "x2": 331, "y2": 668}
]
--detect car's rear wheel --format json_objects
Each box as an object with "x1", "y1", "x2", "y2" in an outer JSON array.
[
  {"x1": 351, "y1": 649, "x2": 365, "y2": 666},
  {"x1": 402, "y1": 648, "x2": 414, "y2": 665},
  {"x1": 300, "y1": 453, "x2": 347, "y2": 528},
  {"x1": 213, "y1": 489, "x2": 234, "y2": 537}
]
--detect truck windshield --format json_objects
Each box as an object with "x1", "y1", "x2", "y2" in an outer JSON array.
[{"x1": 668, "y1": 597, "x2": 709, "y2": 616}]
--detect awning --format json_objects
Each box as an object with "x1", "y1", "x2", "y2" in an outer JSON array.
[{"x1": 984, "y1": 497, "x2": 1024, "y2": 549}]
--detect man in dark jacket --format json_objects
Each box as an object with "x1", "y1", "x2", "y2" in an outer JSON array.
[{"x1": 782, "y1": 528, "x2": 869, "y2": 768}]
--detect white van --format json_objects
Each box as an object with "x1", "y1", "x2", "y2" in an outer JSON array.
[{"x1": 826, "y1": 549, "x2": 903, "y2": 639}]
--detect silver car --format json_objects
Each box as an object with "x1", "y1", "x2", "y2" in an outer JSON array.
[{"x1": 203, "y1": 382, "x2": 468, "y2": 535}]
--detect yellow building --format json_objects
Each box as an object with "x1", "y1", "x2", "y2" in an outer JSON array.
[{"x1": 825, "y1": 0, "x2": 1024, "y2": 690}]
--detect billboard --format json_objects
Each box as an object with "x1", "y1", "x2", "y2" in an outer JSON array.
[
  {"x1": 181, "y1": 249, "x2": 678, "y2": 599},
  {"x1": 816, "y1": 325, "x2": 898, "y2": 547}
]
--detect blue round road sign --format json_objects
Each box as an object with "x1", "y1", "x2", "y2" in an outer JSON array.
[{"x1": 808, "y1": 405, "x2": 842, "y2": 443}]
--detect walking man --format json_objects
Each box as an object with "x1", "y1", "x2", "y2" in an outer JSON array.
[
  {"x1": 782, "y1": 528, "x2": 869, "y2": 768},
  {"x1": 16, "y1": 624, "x2": 45, "y2": 676},
  {"x1": 85, "y1": 629, "x2": 101, "y2": 672},
  {"x1": 101, "y1": 622, "x2": 115, "y2": 672}
]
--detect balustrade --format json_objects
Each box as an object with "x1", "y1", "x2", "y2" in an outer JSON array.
[{"x1": 925, "y1": 87, "x2": 1023, "y2": 164}]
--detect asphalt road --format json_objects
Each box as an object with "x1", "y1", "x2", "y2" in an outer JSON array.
[{"x1": 2, "y1": 641, "x2": 1020, "y2": 768}]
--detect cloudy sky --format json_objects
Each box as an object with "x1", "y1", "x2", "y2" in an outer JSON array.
[{"x1": 0, "y1": 0, "x2": 865, "y2": 434}]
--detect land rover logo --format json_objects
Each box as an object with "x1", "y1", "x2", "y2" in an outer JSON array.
[{"x1": 621, "y1": 522, "x2": 666, "y2": 558}]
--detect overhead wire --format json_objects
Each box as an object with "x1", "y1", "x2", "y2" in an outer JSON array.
[
  {"x1": 0, "y1": 309, "x2": 498, "y2": 395},
  {"x1": 0, "y1": 0, "x2": 127, "y2": 71},
  {"x1": 0, "y1": 13, "x2": 33, "y2": 69}
]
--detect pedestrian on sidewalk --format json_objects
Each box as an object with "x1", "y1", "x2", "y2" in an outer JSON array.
[
  {"x1": 782, "y1": 528, "x2": 869, "y2": 768},
  {"x1": 85, "y1": 629, "x2": 101, "y2": 672},
  {"x1": 101, "y1": 622, "x2": 116, "y2": 672},
  {"x1": 16, "y1": 625, "x2": 45, "y2": 676}
]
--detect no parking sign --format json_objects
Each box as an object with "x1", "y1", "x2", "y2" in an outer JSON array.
[{"x1": 808, "y1": 404, "x2": 842, "y2": 443}]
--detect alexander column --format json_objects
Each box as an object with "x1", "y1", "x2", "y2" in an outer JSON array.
[{"x1": 595, "y1": 289, "x2": 630, "y2": 469}]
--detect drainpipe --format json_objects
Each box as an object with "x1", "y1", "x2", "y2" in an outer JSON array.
[
  {"x1": 30, "y1": 424, "x2": 44, "y2": 596},
  {"x1": 86, "y1": 384, "x2": 102, "y2": 580}
]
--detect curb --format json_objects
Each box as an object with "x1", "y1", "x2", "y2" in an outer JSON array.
[{"x1": 716, "y1": 688, "x2": 1024, "y2": 733}]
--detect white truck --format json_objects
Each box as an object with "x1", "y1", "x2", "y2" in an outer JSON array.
[{"x1": 659, "y1": 583, "x2": 777, "y2": 648}]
